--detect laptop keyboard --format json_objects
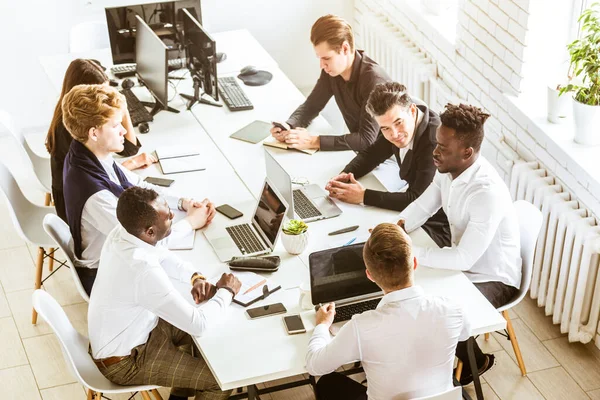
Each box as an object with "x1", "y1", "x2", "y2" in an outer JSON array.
[
  {"x1": 226, "y1": 224, "x2": 267, "y2": 255},
  {"x1": 293, "y1": 189, "x2": 322, "y2": 219},
  {"x1": 333, "y1": 298, "x2": 381, "y2": 323}
]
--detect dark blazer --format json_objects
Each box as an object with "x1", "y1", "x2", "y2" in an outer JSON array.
[{"x1": 342, "y1": 104, "x2": 450, "y2": 247}]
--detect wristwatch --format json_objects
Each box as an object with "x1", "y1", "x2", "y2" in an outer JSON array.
[
  {"x1": 216, "y1": 285, "x2": 236, "y2": 297},
  {"x1": 178, "y1": 198, "x2": 185, "y2": 211}
]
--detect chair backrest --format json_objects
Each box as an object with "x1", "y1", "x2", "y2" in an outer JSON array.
[
  {"x1": 0, "y1": 161, "x2": 54, "y2": 247},
  {"x1": 69, "y1": 21, "x2": 110, "y2": 53},
  {"x1": 498, "y1": 200, "x2": 543, "y2": 312},
  {"x1": 411, "y1": 386, "x2": 462, "y2": 400},
  {"x1": 43, "y1": 214, "x2": 90, "y2": 302},
  {"x1": 0, "y1": 110, "x2": 52, "y2": 192}
]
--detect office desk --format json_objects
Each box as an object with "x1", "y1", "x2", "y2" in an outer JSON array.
[{"x1": 40, "y1": 29, "x2": 503, "y2": 400}]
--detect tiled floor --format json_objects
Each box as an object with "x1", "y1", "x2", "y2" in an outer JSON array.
[{"x1": 2, "y1": 140, "x2": 600, "y2": 399}]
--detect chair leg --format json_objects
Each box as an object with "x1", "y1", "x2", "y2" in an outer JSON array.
[
  {"x1": 484, "y1": 332, "x2": 490, "y2": 341},
  {"x1": 87, "y1": 389, "x2": 93, "y2": 400},
  {"x1": 31, "y1": 247, "x2": 45, "y2": 324},
  {"x1": 94, "y1": 392, "x2": 102, "y2": 400},
  {"x1": 151, "y1": 389, "x2": 164, "y2": 400},
  {"x1": 141, "y1": 391, "x2": 153, "y2": 400},
  {"x1": 503, "y1": 310, "x2": 527, "y2": 376},
  {"x1": 455, "y1": 359, "x2": 463, "y2": 381},
  {"x1": 44, "y1": 193, "x2": 55, "y2": 272}
]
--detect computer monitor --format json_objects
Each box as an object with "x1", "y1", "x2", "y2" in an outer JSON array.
[
  {"x1": 135, "y1": 15, "x2": 179, "y2": 115},
  {"x1": 179, "y1": 8, "x2": 219, "y2": 109},
  {"x1": 105, "y1": 0, "x2": 202, "y2": 65}
]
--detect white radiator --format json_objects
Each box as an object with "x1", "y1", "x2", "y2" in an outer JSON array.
[
  {"x1": 510, "y1": 161, "x2": 600, "y2": 344},
  {"x1": 354, "y1": 0, "x2": 437, "y2": 104}
]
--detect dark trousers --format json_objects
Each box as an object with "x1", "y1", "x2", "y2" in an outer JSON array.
[
  {"x1": 455, "y1": 281, "x2": 519, "y2": 375},
  {"x1": 316, "y1": 372, "x2": 367, "y2": 400},
  {"x1": 75, "y1": 267, "x2": 97, "y2": 297}
]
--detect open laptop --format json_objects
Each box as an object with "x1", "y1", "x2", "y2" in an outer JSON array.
[
  {"x1": 309, "y1": 243, "x2": 383, "y2": 323},
  {"x1": 264, "y1": 149, "x2": 342, "y2": 222},
  {"x1": 204, "y1": 178, "x2": 288, "y2": 262}
]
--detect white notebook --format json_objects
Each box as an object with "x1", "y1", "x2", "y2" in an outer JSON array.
[
  {"x1": 160, "y1": 155, "x2": 206, "y2": 174},
  {"x1": 156, "y1": 146, "x2": 200, "y2": 160}
]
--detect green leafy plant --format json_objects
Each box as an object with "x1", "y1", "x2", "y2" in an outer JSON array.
[
  {"x1": 282, "y1": 219, "x2": 308, "y2": 235},
  {"x1": 560, "y1": 2, "x2": 600, "y2": 105}
]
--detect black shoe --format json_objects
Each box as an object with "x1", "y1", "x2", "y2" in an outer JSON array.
[{"x1": 455, "y1": 353, "x2": 496, "y2": 386}]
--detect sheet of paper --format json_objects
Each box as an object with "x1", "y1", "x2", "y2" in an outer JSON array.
[
  {"x1": 156, "y1": 145, "x2": 200, "y2": 160},
  {"x1": 371, "y1": 156, "x2": 407, "y2": 192},
  {"x1": 160, "y1": 155, "x2": 206, "y2": 174}
]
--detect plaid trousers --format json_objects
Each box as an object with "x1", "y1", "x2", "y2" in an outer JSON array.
[{"x1": 97, "y1": 319, "x2": 231, "y2": 400}]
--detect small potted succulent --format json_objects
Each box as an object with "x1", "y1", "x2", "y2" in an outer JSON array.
[{"x1": 281, "y1": 219, "x2": 309, "y2": 255}]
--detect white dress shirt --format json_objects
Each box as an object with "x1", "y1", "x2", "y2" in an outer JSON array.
[
  {"x1": 399, "y1": 156, "x2": 522, "y2": 288},
  {"x1": 306, "y1": 286, "x2": 470, "y2": 400},
  {"x1": 77, "y1": 155, "x2": 191, "y2": 269},
  {"x1": 89, "y1": 225, "x2": 232, "y2": 359}
]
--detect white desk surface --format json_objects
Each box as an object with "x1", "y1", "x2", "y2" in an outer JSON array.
[{"x1": 40, "y1": 29, "x2": 506, "y2": 392}]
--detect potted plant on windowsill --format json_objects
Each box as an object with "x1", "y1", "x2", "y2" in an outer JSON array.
[
  {"x1": 560, "y1": 2, "x2": 600, "y2": 145},
  {"x1": 547, "y1": 83, "x2": 570, "y2": 123},
  {"x1": 281, "y1": 219, "x2": 309, "y2": 255}
]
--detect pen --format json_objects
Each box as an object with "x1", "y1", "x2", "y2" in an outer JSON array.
[
  {"x1": 243, "y1": 279, "x2": 267, "y2": 295},
  {"x1": 343, "y1": 237, "x2": 356, "y2": 246}
]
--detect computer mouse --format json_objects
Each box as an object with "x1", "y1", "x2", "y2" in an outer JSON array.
[
  {"x1": 239, "y1": 65, "x2": 258, "y2": 76},
  {"x1": 122, "y1": 78, "x2": 135, "y2": 90},
  {"x1": 138, "y1": 122, "x2": 150, "y2": 134}
]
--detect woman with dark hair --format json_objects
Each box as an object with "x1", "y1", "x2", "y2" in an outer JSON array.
[{"x1": 46, "y1": 58, "x2": 155, "y2": 221}]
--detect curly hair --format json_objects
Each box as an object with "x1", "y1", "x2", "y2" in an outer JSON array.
[
  {"x1": 310, "y1": 14, "x2": 354, "y2": 52},
  {"x1": 363, "y1": 223, "x2": 413, "y2": 289},
  {"x1": 116, "y1": 187, "x2": 160, "y2": 236},
  {"x1": 61, "y1": 84, "x2": 125, "y2": 144},
  {"x1": 439, "y1": 103, "x2": 490, "y2": 152},
  {"x1": 365, "y1": 82, "x2": 413, "y2": 117}
]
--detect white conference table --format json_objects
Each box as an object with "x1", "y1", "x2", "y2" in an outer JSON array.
[{"x1": 40, "y1": 29, "x2": 504, "y2": 399}]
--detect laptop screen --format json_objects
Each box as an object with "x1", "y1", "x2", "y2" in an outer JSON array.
[
  {"x1": 264, "y1": 149, "x2": 295, "y2": 219},
  {"x1": 253, "y1": 180, "x2": 287, "y2": 245},
  {"x1": 309, "y1": 243, "x2": 382, "y2": 304}
]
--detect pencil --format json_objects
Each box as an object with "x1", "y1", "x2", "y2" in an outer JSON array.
[{"x1": 243, "y1": 279, "x2": 267, "y2": 295}]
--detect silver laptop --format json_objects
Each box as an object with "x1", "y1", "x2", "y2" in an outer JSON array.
[
  {"x1": 204, "y1": 178, "x2": 288, "y2": 262},
  {"x1": 264, "y1": 149, "x2": 342, "y2": 222},
  {"x1": 308, "y1": 243, "x2": 383, "y2": 323}
]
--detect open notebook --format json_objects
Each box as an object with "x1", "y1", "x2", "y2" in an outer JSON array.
[
  {"x1": 263, "y1": 137, "x2": 318, "y2": 155},
  {"x1": 211, "y1": 271, "x2": 281, "y2": 307}
]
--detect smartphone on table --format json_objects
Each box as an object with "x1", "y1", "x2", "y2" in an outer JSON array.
[
  {"x1": 246, "y1": 303, "x2": 287, "y2": 319},
  {"x1": 216, "y1": 204, "x2": 243, "y2": 219},
  {"x1": 144, "y1": 176, "x2": 175, "y2": 187},
  {"x1": 283, "y1": 314, "x2": 306, "y2": 335}
]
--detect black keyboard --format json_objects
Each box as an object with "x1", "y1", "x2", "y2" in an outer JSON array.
[
  {"x1": 333, "y1": 299, "x2": 381, "y2": 323},
  {"x1": 120, "y1": 89, "x2": 153, "y2": 127},
  {"x1": 226, "y1": 224, "x2": 266, "y2": 255},
  {"x1": 218, "y1": 77, "x2": 254, "y2": 111},
  {"x1": 293, "y1": 189, "x2": 322, "y2": 219}
]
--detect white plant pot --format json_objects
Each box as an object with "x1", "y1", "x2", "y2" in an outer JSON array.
[
  {"x1": 547, "y1": 85, "x2": 570, "y2": 123},
  {"x1": 281, "y1": 231, "x2": 309, "y2": 255},
  {"x1": 572, "y1": 97, "x2": 600, "y2": 146}
]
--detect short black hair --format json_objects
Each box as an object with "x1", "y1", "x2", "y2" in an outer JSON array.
[
  {"x1": 439, "y1": 103, "x2": 490, "y2": 152},
  {"x1": 366, "y1": 82, "x2": 413, "y2": 117},
  {"x1": 116, "y1": 186, "x2": 160, "y2": 236}
]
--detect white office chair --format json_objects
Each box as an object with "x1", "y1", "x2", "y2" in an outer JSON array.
[
  {"x1": 32, "y1": 290, "x2": 163, "y2": 400},
  {"x1": 0, "y1": 160, "x2": 57, "y2": 324},
  {"x1": 43, "y1": 214, "x2": 90, "y2": 303},
  {"x1": 69, "y1": 21, "x2": 110, "y2": 53},
  {"x1": 412, "y1": 387, "x2": 462, "y2": 400},
  {"x1": 480, "y1": 200, "x2": 543, "y2": 376}
]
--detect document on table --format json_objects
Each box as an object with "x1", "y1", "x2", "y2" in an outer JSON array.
[
  {"x1": 263, "y1": 137, "x2": 318, "y2": 155},
  {"x1": 156, "y1": 145, "x2": 200, "y2": 160},
  {"x1": 372, "y1": 156, "x2": 407, "y2": 192},
  {"x1": 159, "y1": 154, "x2": 206, "y2": 174},
  {"x1": 210, "y1": 271, "x2": 281, "y2": 307}
]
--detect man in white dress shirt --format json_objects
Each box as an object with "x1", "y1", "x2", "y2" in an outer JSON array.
[
  {"x1": 306, "y1": 223, "x2": 470, "y2": 400},
  {"x1": 89, "y1": 186, "x2": 241, "y2": 400},
  {"x1": 61, "y1": 84, "x2": 216, "y2": 295},
  {"x1": 398, "y1": 103, "x2": 521, "y2": 384}
]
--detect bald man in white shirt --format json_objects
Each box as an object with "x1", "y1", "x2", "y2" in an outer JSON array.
[
  {"x1": 306, "y1": 223, "x2": 470, "y2": 400},
  {"x1": 398, "y1": 103, "x2": 521, "y2": 385}
]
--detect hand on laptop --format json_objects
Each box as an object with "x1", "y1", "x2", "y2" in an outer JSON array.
[
  {"x1": 316, "y1": 303, "x2": 336, "y2": 327},
  {"x1": 184, "y1": 199, "x2": 216, "y2": 229},
  {"x1": 191, "y1": 279, "x2": 217, "y2": 304},
  {"x1": 284, "y1": 128, "x2": 320, "y2": 150},
  {"x1": 326, "y1": 173, "x2": 365, "y2": 204}
]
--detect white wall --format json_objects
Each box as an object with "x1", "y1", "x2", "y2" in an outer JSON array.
[{"x1": 0, "y1": 0, "x2": 351, "y2": 130}]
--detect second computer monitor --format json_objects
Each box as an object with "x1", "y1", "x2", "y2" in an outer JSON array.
[
  {"x1": 181, "y1": 8, "x2": 218, "y2": 101},
  {"x1": 135, "y1": 15, "x2": 169, "y2": 109}
]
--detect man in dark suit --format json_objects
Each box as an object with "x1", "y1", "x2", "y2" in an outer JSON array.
[{"x1": 325, "y1": 82, "x2": 450, "y2": 247}]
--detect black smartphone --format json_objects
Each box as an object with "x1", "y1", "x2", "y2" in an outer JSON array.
[
  {"x1": 144, "y1": 176, "x2": 175, "y2": 187},
  {"x1": 283, "y1": 314, "x2": 306, "y2": 334},
  {"x1": 216, "y1": 204, "x2": 243, "y2": 219},
  {"x1": 246, "y1": 303, "x2": 287, "y2": 319},
  {"x1": 272, "y1": 121, "x2": 290, "y2": 131}
]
